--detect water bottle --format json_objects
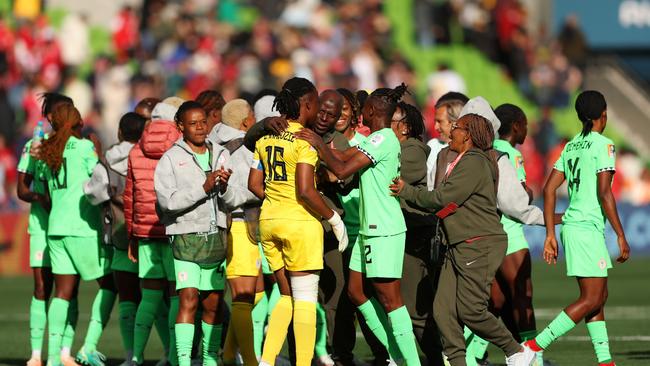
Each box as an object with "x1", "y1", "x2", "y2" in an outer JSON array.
[{"x1": 32, "y1": 121, "x2": 45, "y2": 148}]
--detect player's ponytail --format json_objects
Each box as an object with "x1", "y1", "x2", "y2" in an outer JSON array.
[
  {"x1": 369, "y1": 83, "x2": 410, "y2": 117},
  {"x1": 39, "y1": 92, "x2": 73, "y2": 120},
  {"x1": 575, "y1": 90, "x2": 606, "y2": 137},
  {"x1": 273, "y1": 77, "x2": 317, "y2": 120},
  {"x1": 41, "y1": 103, "x2": 82, "y2": 172}
]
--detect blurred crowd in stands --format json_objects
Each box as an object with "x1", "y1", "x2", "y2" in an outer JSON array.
[{"x1": 0, "y1": 0, "x2": 648, "y2": 211}]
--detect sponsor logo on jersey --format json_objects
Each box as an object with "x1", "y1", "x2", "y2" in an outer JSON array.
[{"x1": 607, "y1": 144, "x2": 616, "y2": 157}]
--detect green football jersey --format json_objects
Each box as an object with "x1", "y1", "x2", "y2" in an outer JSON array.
[
  {"x1": 194, "y1": 150, "x2": 211, "y2": 171},
  {"x1": 38, "y1": 136, "x2": 102, "y2": 237},
  {"x1": 338, "y1": 132, "x2": 366, "y2": 236},
  {"x1": 493, "y1": 139, "x2": 527, "y2": 240},
  {"x1": 493, "y1": 139, "x2": 526, "y2": 182},
  {"x1": 17, "y1": 139, "x2": 49, "y2": 235},
  {"x1": 356, "y1": 128, "x2": 406, "y2": 236},
  {"x1": 554, "y1": 132, "x2": 616, "y2": 231}
]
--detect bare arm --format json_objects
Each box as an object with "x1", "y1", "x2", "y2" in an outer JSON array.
[
  {"x1": 542, "y1": 169, "x2": 564, "y2": 264},
  {"x1": 597, "y1": 171, "x2": 630, "y2": 263},
  {"x1": 296, "y1": 163, "x2": 334, "y2": 219},
  {"x1": 247, "y1": 167, "x2": 265, "y2": 201},
  {"x1": 17, "y1": 172, "x2": 42, "y2": 203}
]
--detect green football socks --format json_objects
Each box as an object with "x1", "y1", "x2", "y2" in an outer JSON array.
[
  {"x1": 29, "y1": 297, "x2": 47, "y2": 355},
  {"x1": 175, "y1": 323, "x2": 194, "y2": 366},
  {"x1": 252, "y1": 291, "x2": 268, "y2": 357},
  {"x1": 535, "y1": 311, "x2": 576, "y2": 349},
  {"x1": 133, "y1": 289, "x2": 164, "y2": 363},
  {"x1": 168, "y1": 295, "x2": 179, "y2": 366},
  {"x1": 118, "y1": 301, "x2": 137, "y2": 357},
  {"x1": 61, "y1": 298, "x2": 78, "y2": 352},
  {"x1": 388, "y1": 306, "x2": 420, "y2": 366},
  {"x1": 587, "y1": 321, "x2": 612, "y2": 364},
  {"x1": 201, "y1": 321, "x2": 223, "y2": 366},
  {"x1": 314, "y1": 303, "x2": 328, "y2": 357},
  {"x1": 82, "y1": 289, "x2": 117, "y2": 352},
  {"x1": 48, "y1": 298, "x2": 70, "y2": 363},
  {"x1": 155, "y1": 299, "x2": 171, "y2": 354}
]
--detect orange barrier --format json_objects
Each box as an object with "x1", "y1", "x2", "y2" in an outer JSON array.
[{"x1": 0, "y1": 211, "x2": 30, "y2": 275}]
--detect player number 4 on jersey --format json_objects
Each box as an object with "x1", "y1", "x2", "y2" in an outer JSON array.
[{"x1": 567, "y1": 157, "x2": 581, "y2": 193}]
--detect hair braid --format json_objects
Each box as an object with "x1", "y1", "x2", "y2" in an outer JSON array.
[
  {"x1": 369, "y1": 83, "x2": 410, "y2": 118},
  {"x1": 40, "y1": 104, "x2": 82, "y2": 172},
  {"x1": 273, "y1": 77, "x2": 316, "y2": 120},
  {"x1": 463, "y1": 113, "x2": 499, "y2": 189}
]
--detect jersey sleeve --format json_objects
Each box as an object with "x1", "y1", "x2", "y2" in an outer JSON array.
[
  {"x1": 553, "y1": 147, "x2": 566, "y2": 173},
  {"x1": 595, "y1": 139, "x2": 616, "y2": 173},
  {"x1": 356, "y1": 131, "x2": 387, "y2": 165},
  {"x1": 514, "y1": 153, "x2": 526, "y2": 182},
  {"x1": 296, "y1": 140, "x2": 318, "y2": 166},
  {"x1": 252, "y1": 143, "x2": 263, "y2": 170},
  {"x1": 17, "y1": 140, "x2": 34, "y2": 174},
  {"x1": 82, "y1": 140, "x2": 99, "y2": 176}
]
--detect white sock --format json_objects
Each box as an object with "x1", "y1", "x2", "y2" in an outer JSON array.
[{"x1": 31, "y1": 350, "x2": 42, "y2": 359}]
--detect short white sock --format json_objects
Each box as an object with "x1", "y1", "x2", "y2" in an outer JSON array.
[{"x1": 31, "y1": 350, "x2": 42, "y2": 359}]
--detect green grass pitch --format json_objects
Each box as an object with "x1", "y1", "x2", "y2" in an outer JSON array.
[{"x1": 0, "y1": 259, "x2": 648, "y2": 365}]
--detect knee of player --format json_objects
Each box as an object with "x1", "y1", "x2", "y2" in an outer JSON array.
[
  {"x1": 178, "y1": 289, "x2": 200, "y2": 312},
  {"x1": 290, "y1": 274, "x2": 319, "y2": 303},
  {"x1": 457, "y1": 302, "x2": 486, "y2": 323},
  {"x1": 375, "y1": 293, "x2": 402, "y2": 313}
]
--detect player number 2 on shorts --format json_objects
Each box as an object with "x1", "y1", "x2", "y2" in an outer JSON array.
[
  {"x1": 264, "y1": 146, "x2": 287, "y2": 182},
  {"x1": 364, "y1": 245, "x2": 372, "y2": 264},
  {"x1": 567, "y1": 157, "x2": 581, "y2": 193}
]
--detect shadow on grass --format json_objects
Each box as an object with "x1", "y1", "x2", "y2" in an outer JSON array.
[
  {"x1": 616, "y1": 350, "x2": 650, "y2": 360},
  {"x1": 0, "y1": 359, "x2": 164, "y2": 366}
]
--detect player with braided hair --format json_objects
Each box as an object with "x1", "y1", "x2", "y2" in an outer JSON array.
[
  {"x1": 248, "y1": 77, "x2": 348, "y2": 366},
  {"x1": 296, "y1": 83, "x2": 421, "y2": 366}
]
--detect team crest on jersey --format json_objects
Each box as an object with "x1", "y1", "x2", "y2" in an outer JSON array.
[
  {"x1": 369, "y1": 134, "x2": 384, "y2": 146},
  {"x1": 607, "y1": 144, "x2": 615, "y2": 158}
]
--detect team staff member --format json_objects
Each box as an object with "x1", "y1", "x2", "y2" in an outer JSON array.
[
  {"x1": 248, "y1": 77, "x2": 348, "y2": 366},
  {"x1": 154, "y1": 101, "x2": 234, "y2": 366},
  {"x1": 216, "y1": 99, "x2": 263, "y2": 366},
  {"x1": 524, "y1": 91, "x2": 630, "y2": 366},
  {"x1": 390, "y1": 102, "x2": 444, "y2": 366},
  {"x1": 390, "y1": 107, "x2": 536, "y2": 366},
  {"x1": 297, "y1": 84, "x2": 420, "y2": 366},
  {"x1": 38, "y1": 103, "x2": 117, "y2": 366}
]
